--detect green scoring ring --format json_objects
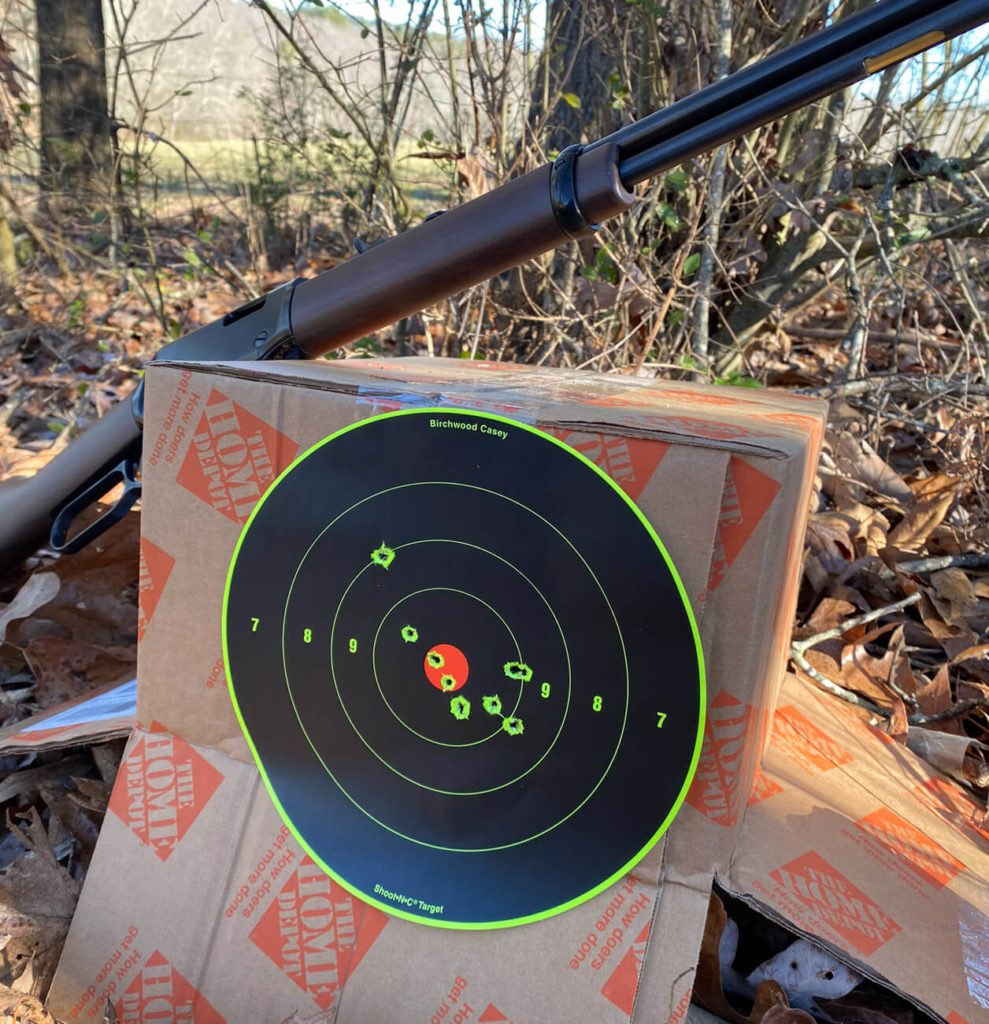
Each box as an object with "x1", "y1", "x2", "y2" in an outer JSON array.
[{"x1": 223, "y1": 406, "x2": 706, "y2": 932}]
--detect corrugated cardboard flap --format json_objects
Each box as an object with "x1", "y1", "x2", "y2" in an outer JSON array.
[
  {"x1": 723, "y1": 673, "x2": 989, "y2": 1023},
  {"x1": 154, "y1": 357, "x2": 824, "y2": 462}
]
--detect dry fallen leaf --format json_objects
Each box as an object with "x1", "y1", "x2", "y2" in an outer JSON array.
[
  {"x1": 887, "y1": 473, "x2": 960, "y2": 553},
  {"x1": 828, "y1": 431, "x2": 911, "y2": 509},
  {"x1": 929, "y1": 568, "x2": 980, "y2": 633},
  {"x1": 837, "y1": 625, "x2": 916, "y2": 709},
  {"x1": 0, "y1": 808, "x2": 80, "y2": 995},
  {"x1": 913, "y1": 665, "x2": 954, "y2": 722},
  {"x1": 0, "y1": 992, "x2": 55, "y2": 1024},
  {"x1": 0, "y1": 575, "x2": 60, "y2": 646},
  {"x1": 805, "y1": 512, "x2": 858, "y2": 580},
  {"x1": 759, "y1": 1007, "x2": 816, "y2": 1024},
  {"x1": 906, "y1": 729, "x2": 989, "y2": 788},
  {"x1": 694, "y1": 893, "x2": 795, "y2": 1024},
  {"x1": 22, "y1": 637, "x2": 135, "y2": 708},
  {"x1": 797, "y1": 598, "x2": 858, "y2": 638}
]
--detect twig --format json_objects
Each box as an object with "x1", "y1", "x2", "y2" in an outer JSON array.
[
  {"x1": 784, "y1": 325, "x2": 962, "y2": 351},
  {"x1": 794, "y1": 377, "x2": 989, "y2": 400},
  {"x1": 790, "y1": 649, "x2": 889, "y2": 717},
  {"x1": 894, "y1": 552, "x2": 989, "y2": 574},
  {"x1": 790, "y1": 593, "x2": 922, "y2": 720},
  {"x1": 792, "y1": 592, "x2": 921, "y2": 655},
  {"x1": 910, "y1": 699, "x2": 989, "y2": 725}
]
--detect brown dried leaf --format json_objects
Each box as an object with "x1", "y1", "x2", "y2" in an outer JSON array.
[
  {"x1": 888, "y1": 698, "x2": 908, "y2": 743},
  {"x1": 32, "y1": 510, "x2": 140, "y2": 650},
  {"x1": 838, "y1": 625, "x2": 916, "y2": 707},
  {"x1": 0, "y1": 994, "x2": 56, "y2": 1023},
  {"x1": 22, "y1": 637, "x2": 135, "y2": 708},
  {"x1": 847, "y1": 503, "x2": 891, "y2": 557},
  {"x1": 830, "y1": 431, "x2": 911, "y2": 509},
  {"x1": 906, "y1": 729, "x2": 989, "y2": 787},
  {"x1": 0, "y1": 574, "x2": 60, "y2": 646},
  {"x1": 68, "y1": 776, "x2": 110, "y2": 814},
  {"x1": 930, "y1": 569, "x2": 979, "y2": 632},
  {"x1": 888, "y1": 474, "x2": 960, "y2": 553},
  {"x1": 0, "y1": 755, "x2": 91, "y2": 806},
  {"x1": 0, "y1": 808, "x2": 79, "y2": 924},
  {"x1": 760, "y1": 1008, "x2": 816, "y2": 1024},
  {"x1": 805, "y1": 513, "x2": 857, "y2": 574},
  {"x1": 694, "y1": 893, "x2": 792, "y2": 1024},
  {"x1": 916, "y1": 593, "x2": 976, "y2": 658},
  {"x1": 91, "y1": 739, "x2": 126, "y2": 789},
  {"x1": 914, "y1": 665, "x2": 954, "y2": 719},
  {"x1": 797, "y1": 598, "x2": 857, "y2": 638}
]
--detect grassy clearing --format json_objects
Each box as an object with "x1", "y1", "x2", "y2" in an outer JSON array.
[{"x1": 143, "y1": 136, "x2": 455, "y2": 209}]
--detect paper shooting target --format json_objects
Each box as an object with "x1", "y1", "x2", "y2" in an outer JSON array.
[{"x1": 223, "y1": 408, "x2": 704, "y2": 929}]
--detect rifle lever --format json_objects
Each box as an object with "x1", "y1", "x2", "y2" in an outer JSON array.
[{"x1": 50, "y1": 457, "x2": 142, "y2": 554}]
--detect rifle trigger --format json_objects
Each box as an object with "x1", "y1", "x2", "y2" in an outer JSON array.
[{"x1": 50, "y1": 458, "x2": 142, "y2": 555}]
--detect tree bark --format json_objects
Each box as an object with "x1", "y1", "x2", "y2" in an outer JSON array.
[{"x1": 36, "y1": 0, "x2": 113, "y2": 213}]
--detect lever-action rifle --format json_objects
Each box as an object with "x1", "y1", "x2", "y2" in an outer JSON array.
[{"x1": 2, "y1": 0, "x2": 988, "y2": 576}]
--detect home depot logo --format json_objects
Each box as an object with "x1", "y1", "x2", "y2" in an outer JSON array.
[
  {"x1": 685, "y1": 691, "x2": 755, "y2": 827},
  {"x1": 748, "y1": 766, "x2": 783, "y2": 807},
  {"x1": 856, "y1": 808, "x2": 964, "y2": 889},
  {"x1": 117, "y1": 950, "x2": 225, "y2": 1023},
  {"x1": 914, "y1": 777, "x2": 989, "y2": 842},
  {"x1": 249, "y1": 855, "x2": 387, "y2": 1010},
  {"x1": 547, "y1": 428, "x2": 669, "y2": 501},
  {"x1": 137, "y1": 538, "x2": 175, "y2": 643},
  {"x1": 771, "y1": 705, "x2": 853, "y2": 774},
  {"x1": 108, "y1": 731, "x2": 223, "y2": 861},
  {"x1": 176, "y1": 389, "x2": 299, "y2": 523},
  {"x1": 705, "y1": 456, "x2": 781, "y2": 594},
  {"x1": 771, "y1": 852, "x2": 900, "y2": 956},
  {"x1": 600, "y1": 921, "x2": 650, "y2": 1016}
]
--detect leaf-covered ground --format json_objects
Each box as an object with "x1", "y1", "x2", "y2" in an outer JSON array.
[{"x1": 0, "y1": 217, "x2": 986, "y2": 1023}]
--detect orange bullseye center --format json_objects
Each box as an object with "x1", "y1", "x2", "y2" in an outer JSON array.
[{"x1": 424, "y1": 644, "x2": 469, "y2": 692}]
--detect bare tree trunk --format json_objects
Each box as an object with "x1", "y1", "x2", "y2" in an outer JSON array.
[
  {"x1": 528, "y1": 0, "x2": 632, "y2": 155},
  {"x1": 36, "y1": 0, "x2": 113, "y2": 214}
]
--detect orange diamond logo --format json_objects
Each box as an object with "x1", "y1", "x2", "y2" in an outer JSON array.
[
  {"x1": 771, "y1": 852, "x2": 900, "y2": 956},
  {"x1": 137, "y1": 538, "x2": 174, "y2": 642},
  {"x1": 686, "y1": 691, "x2": 755, "y2": 827},
  {"x1": 249, "y1": 856, "x2": 387, "y2": 1011},
  {"x1": 117, "y1": 950, "x2": 225, "y2": 1023},
  {"x1": 177, "y1": 388, "x2": 299, "y2": 524},
  {"x1": 109, "y1": 731, "x2": 223, "y2": 861}
]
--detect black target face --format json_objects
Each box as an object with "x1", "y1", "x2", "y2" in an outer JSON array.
[{"x1": 223, "y1": 408, "x2": 704, "y2": 929}]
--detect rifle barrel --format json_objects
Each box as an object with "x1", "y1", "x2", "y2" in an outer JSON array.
[
  {"x1": 290, "y1": 0, "x2": 989, "y2": 355},
  {"x1": 602, "y1": 0, "x2": 989, "y2": 187}
]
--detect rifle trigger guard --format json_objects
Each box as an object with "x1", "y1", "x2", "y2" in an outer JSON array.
[
  {"x1": 50, "y1": 457, "x2": 142, "y2": 555},
  {"x1": 550, "y1": 145, "x2": 600, "y2": 239}
]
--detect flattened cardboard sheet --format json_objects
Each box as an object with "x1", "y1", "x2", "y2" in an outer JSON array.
[
  {"x1": 0, "y1": 679, "x2": 136, "y2": 754},
  {"x1": 725, "y1": 674, "x2": 989, "y2": 1023}
]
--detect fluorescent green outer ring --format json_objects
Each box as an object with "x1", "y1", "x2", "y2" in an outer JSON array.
[{"x1": 223, "y1": 406, "x2": 706, "y2": 930}]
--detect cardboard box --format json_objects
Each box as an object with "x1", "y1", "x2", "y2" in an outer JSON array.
[
  {"x1": 717, "y1": 673, "x2": 989, "y2": 1024},
  {"x1": 48, "y1": 357, "x2": 825, "y2": 1023},
  {"x1": 0, "y1": 679, "x2": 135, "y2": 754}
]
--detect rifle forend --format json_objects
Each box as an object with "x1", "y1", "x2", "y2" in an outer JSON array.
[{"x1": 1, "y1": 0, "x2": 988, "y2": 575}]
